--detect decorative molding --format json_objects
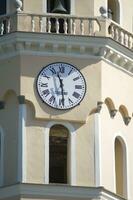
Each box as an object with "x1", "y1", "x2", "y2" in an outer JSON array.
[
  {"x1": 18, "y1": 95, "x2": 25, "y2": 104},
  {"x1": 110, "y1": 109, "x2": 117, "y2": 118},
  {"x1": 96, "y1": 101, "x2": 103, "y2": 113},
  {"x1": 15, "y1": 0, "x2": 23, "y2": 12},
  {"x1": 0, "y1": 183, "x2": 125, "y2": 200},
  {"x1": 0, "y1": 33, "x2": 133, "y2": 77},
  {"x1": 124, "y1": 117, "x2": 131, "y2": 126}
]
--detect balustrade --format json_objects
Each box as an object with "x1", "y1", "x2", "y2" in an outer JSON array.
[
  {"x1": 0, "y1": 16, "x2": 11, "y2": 35},
  {"x1": 0, "y1": 12, "x2": 132, "y2": 51},
  {"x1": 109, "y1": 22, "x2": 133, "y2": 50}
]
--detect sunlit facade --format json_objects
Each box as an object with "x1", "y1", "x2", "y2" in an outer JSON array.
[{"x1": 0, "y1": 0, "x2": 133, "y2": 200}]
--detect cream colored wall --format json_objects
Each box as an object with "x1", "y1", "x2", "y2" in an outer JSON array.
[
  {"x1": 25, "y1": 103, "x2": 95, "y2": 186},
  {"x1": 76, "y1": 115, "x2": 95, "y2": 186},
  {"x1": 99, "y1": 105, "x2": 132, "y2": 198},
  {"x1": 26, "y1": 103, "x2": 44, "y2": 184},
  {"x1": 121, "y1": 0, "x2": 133, "y2": 32},
  {"x1": 0, "y1": 57, "x2": 20, "y2": 99},
  {"x1": 0, "y1": 91, "x2": 19, "y2": 186},
  {"x1": 0, "y1": 56, "x2": 20, "y2": 185},
  {"x1": 101, "y1": 61, "x2": 133, "y2": 112},
  {"x1": 23, "y1": 0, "x2": 44, "y2": 14},
  {"x1": 94, "y1": 0, "x2": 107, "y2": 17},
  {"x1": 100, "y1": 61, "x2": 133, "y2": 198},
  {"x1": 75, "y1": 0, "x2": 94, "y2": 16}
]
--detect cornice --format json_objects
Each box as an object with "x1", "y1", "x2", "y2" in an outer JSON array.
[
  {"x1": 0, "y1": 32, "x2": 133, "y2": 76},
  {"x1": 0, "y1": 183, "x2": 125, "y2": 200}
]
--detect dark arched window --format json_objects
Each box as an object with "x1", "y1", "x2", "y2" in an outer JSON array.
[
  {"x1": 115, "y1": 137, "x2": 127, "y2": 198},
  {"x1": 49, "y1": 125, "x2": 69, "y2": 184},
  {"x1": 47, "y1": 0, "x2": 70, "y2": 14},
  {"x1": 47, "y1": 0, "x2": 70, "y2": 33},
  {"x1": 0, "y1": 0, "x2": 6, "y2": 15},
  {"x1": 108, "y1": 0, "x2": 120, "y2": 23}
]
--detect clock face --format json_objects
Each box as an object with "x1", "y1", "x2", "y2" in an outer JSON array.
[{"x1": 36, "y1": 62, "x2": 86, "y2": 110}]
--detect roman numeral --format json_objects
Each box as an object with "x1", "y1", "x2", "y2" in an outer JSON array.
[
  {"x1": 49, "y1": 96, "x2": 55, "y2": 104},
  {"x1": 68, "y1": 98, "x2": 73, "y2": 104},
  {"x1": 42, "y1": 89, "x2": 50, "y2": 97},
  {"x1": 41, "y1": 83, "x2": 48, "y2": 87},
  {"x1": 49, "y1": 68, "x2": 56, "y2": 75},
  {"x1": 68, "y1": 69, "x2": 73, "y2": 75},
  {"x1": 75, "y1": 85, "x2": 82, "y2": 89},
  {"x1": 42, "y1": 73, "x2": 50, "y2": 79},
  {"x1": 73, "y1": 76, "x2": 80, "y2": 81},
  {"x1": 59, "y1": 66, "x2": 65, "y2": 73},
  {"x1": 59, "y1": 99, "x2": 64, "y2": 106},
  {"x1": 72, "y1": 92, "x2": 80, "y2": 99}
]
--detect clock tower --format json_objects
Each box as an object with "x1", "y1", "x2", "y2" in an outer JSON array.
[{"x1": 0, "y1": 0, "x2": 133, "y2": 200}]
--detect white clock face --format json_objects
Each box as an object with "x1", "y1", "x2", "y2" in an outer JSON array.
[{"x1": 36, "y1": 62, "x2": 86, "y2": 110}]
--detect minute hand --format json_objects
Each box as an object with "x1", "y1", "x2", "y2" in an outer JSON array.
[{"x1": 57, "y1": 73, "x2": 64, "y2": 106}]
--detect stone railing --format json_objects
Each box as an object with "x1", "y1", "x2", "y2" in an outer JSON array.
[
  {"x1": 0, "y1": 13, "x2": 133, "y2": 51},
  {"x1": 109, "y1": 21, "x2": 133, "y2": 49}
]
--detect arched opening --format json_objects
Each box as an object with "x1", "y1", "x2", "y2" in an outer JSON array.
[
  {"x1": 0, "y1": 0, "x2": 6, "y2": 15},
  {"x1": 47, "y1": 0, "x2": 70, "y2": 14},
  {"x1": 47, "y1": 0, "x2": 70, "y2": 33},
  {"x1": 44, "y1": 122, "x2": 76, "y2": 185},
  {"x1": 107, "y1": 0, "x2": 120, "y2": 23},
  {"x1": 115, "y1": 137, "x2": 128, "y2": 198},
  {"x1": 0, "y1": 0, "x2": 7, "y2": 34},
  {"x1": 49, "y1": 124, "x2": 69, "y2": 183}
]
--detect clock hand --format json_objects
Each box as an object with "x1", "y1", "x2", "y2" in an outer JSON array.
[
  {"x1": 57, "y1": 73, "x2": 64, "y2": 106},
  {"x1": 60, "y1": 79, "x2": 65, "y2": 106}
]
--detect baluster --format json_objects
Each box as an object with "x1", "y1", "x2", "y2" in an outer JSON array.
[
  {"x1": 31, "y1": 16, "x2": 35, "y2": 32},
  {"x1": 131, "y1": 36, "x2": 133, "y2": 49},
  {"x1": 116, "y1": 28, "x2": 119, "y2": 41},
  {"x1": 73, "y1": 19, "x2": 76, "y2": 35},
  {"x1": 47, "y1": 18, "x2": 51, "y2": 33},
  {"x1": 7, "y1": 18, "x2": 11, "y2": 33},
  {"x1": 110, "y1": 25, "x2": 115, "y2": 39},
  {"x1": 39, "y1": 16, "x2": 43, "y2": 32},
  {"x1": 123, "y1": 33, "x2": 127, "y2": 46},
  {"x1": 70, "y1": 19, "x2": 73, "y2": 34},
  {"x1": 88, "y1": 20, "x2": 93, "y2": 35},
  {"x1": 64, "y1": 18, "x2": 68, "y2": 34},
  {"x1": 118, "y1": 29, "x2": 122, "y2": 44},
  {"x1": 56, "y1": 18, "x2": 59, "y2": 34},
  {"x1": 125, "y1": 34, "x2": 128, "y2": 47},
  {"x1": 80, "y1": 19, "x2": 84, "y2": 35},
  {"x1": 0, "y1": 22, "x2": 4, "y2": 35},
  {"x1": 114, "y1": 27, "x2": 118, "y2": 41},
  {"x1": 128, "y1": 35, "x2": 132, "y2": 49},
  {"x1": 120, "y1": 31, "x2": 124, "y2": 45},
  {"x1": 43, "y1": 17, "x2": 46, "y2": 33}
]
